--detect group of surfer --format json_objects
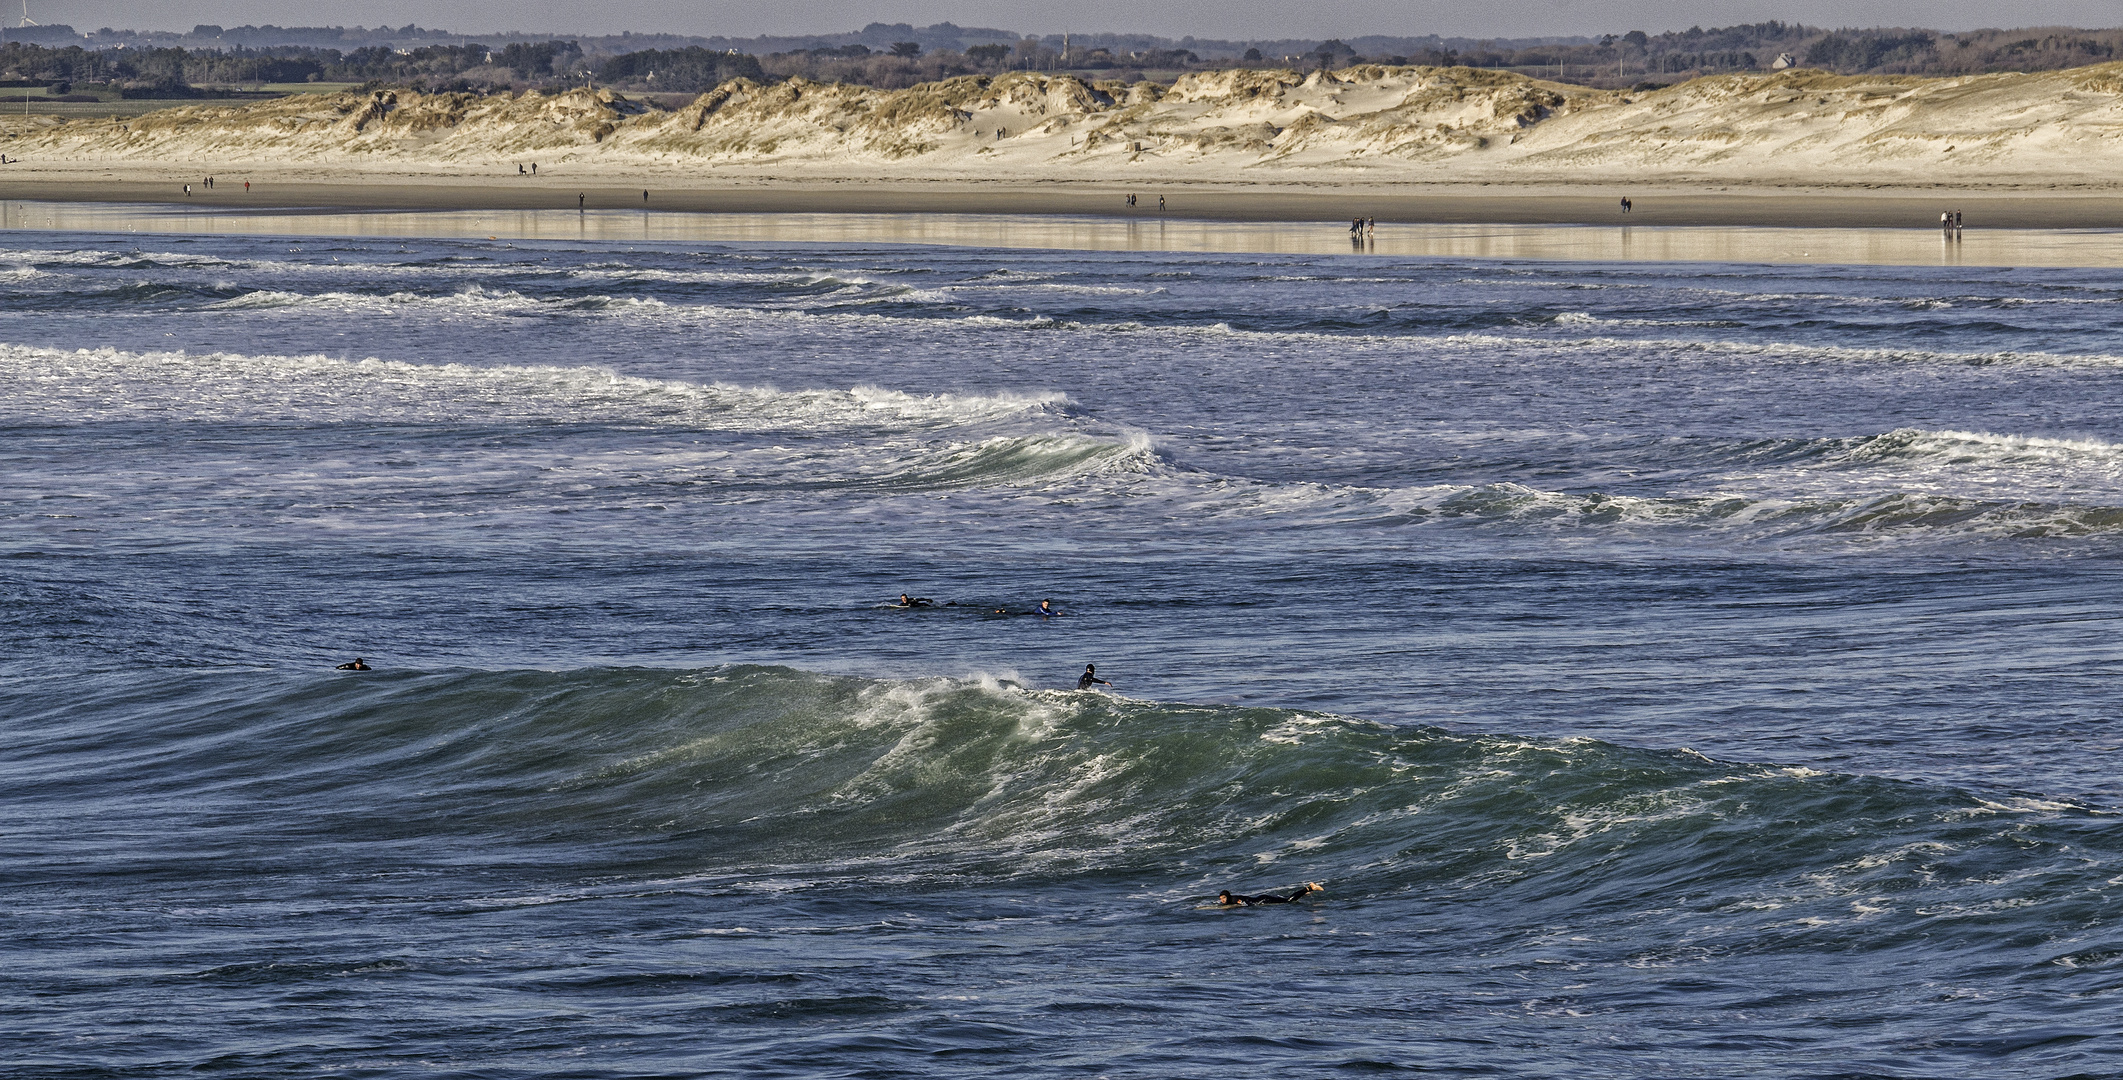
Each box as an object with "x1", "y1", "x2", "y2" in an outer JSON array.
[
  {"x1": 329, "y1": 616, "x2": 1317, "y2": 912},
  {"x1": 896, "y1": 594, "x2": 1096, "y2": 686},
  {"x1": 1217, "y1": 882, "x2": 1325, "y2": 907},
  {"x1": 895, "y1": 593, "x2": 1066, "y2": 618}
]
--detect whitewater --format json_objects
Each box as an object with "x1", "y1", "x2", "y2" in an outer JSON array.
[{"x1": 3, "y1": 226, "x2": 2122, "y2": 1077}]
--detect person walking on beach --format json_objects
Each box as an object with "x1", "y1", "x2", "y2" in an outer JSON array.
[
  {"x1": 1158, "y1": 194, "x2": 1165, "y2": 211},
  {"x1": 183, "y1": 185, "x2": 191, "y2": 196},
  {"x1": 531, "y1": 162, "x2": 537, "y2": 175},
  {"x1": 643, "y1": 190, "x2": 649, "y2": 203},
  {"x1": 578, "y1": 193, "x2": 585, "y2": 210},
  {"x1": 1620, "y1": 197, "x2": 1632, "y2": 214},
  {"x1": 243, "y1": 180, "x2": 249, "y2": 192}
]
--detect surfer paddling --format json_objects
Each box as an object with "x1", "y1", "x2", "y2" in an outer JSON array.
[
  {"x1": 1076, "y1": 664, "x2": 1111, "y2": 690},
  {"x1": 334, "y1": 658, "x2": 371, "y2": 671},
  {"x1": 1216, "y1": 883, "x2": 1324, "y2": 907},
  {"x1": 895, "y1": 593, "x2": 934, "y2": 608}
]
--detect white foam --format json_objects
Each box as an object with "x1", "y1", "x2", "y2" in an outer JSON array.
[{"x1": 0, "y1": 341, "x2": 1070, "y2": 431}]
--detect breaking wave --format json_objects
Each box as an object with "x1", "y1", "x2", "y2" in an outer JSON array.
[{"x1": 11, "y1": 664, "x2": 2114, "y2": 946}]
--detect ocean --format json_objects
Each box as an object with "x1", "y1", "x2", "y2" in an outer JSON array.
[{"x1": 3, "y1": 222, "x2": 2120, "y2": 1077}]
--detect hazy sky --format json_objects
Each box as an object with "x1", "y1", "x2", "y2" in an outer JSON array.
[{"x1": 17, "y1": 1, "x2": 2123, "y2": 39}]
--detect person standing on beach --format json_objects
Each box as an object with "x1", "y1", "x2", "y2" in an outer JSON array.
[
  {"x1": 643, "y1": 190, "x2": 649, "y2": 204},
  {"x1": 578, "y1": 193, "x2": 585, "y2": 210},
  {"x1": 1158, "y1": 195, "x2": 1165, "y2": 211}
]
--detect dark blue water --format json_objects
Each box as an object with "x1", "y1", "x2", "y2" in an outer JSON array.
[{"x1": 4, "y1": 229, "x2": 2122, "y2": 1077}]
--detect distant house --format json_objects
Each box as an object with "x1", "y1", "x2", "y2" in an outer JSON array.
[{"x1": 1770, "y1": 53, "x2": 1797, "y2": 70}]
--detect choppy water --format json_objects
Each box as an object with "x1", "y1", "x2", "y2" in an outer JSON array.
[{"x1": 4, "y1": 228, "x2": 2122, "y2": 1077}]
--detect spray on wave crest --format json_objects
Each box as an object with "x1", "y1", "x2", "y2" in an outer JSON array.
[{"x1": 11, "y1": 665, "x2": 2113, "y2": 952}]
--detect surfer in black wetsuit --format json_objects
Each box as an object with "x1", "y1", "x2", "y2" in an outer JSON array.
[
  {"x1": 1216, "y1": 883, "x2": 1324, "y2": 906},
  {"x1": 1077, "y1": 664, "x2": 1110, "y2": 690},
  {"x1": 1038, "y1": 599, "x2": 1059, "y2": 617},
  {"x1": 335, "y1": 658, "x2": 371, "y2": 671},
  {"x1": 897, "y1": 593, "x2": 933, "y2": 608}
]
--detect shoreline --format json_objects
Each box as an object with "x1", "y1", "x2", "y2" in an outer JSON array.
[
  {"x1": 5, "y1": 197, "x2": 2120, "y2": 269},
  {"x1": 8, "y1": 177, "x2": 2123, "y2": 229}
]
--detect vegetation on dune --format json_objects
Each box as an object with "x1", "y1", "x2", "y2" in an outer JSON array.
[{"x1": 4, "y1": 20, "x2": 2123, "y2": 104}]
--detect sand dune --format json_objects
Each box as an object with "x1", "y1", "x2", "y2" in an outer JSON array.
[{"x1": 4, "y1": 63, "x2": 2122, "y2": 188}]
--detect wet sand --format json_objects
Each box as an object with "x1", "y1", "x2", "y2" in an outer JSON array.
[
  {"x1": 4, "y1": 198, "x2": 2118, "y2": 269},
  {"x1": 6, "y1": 175, "x2": 2123, "y2": 229}
]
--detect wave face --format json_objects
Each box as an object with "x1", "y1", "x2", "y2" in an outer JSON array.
[
  {"x1": 8, "y1": 230, "x2": 2123, "y2": 1078},
  {"x1": 5, "y1": 665, "x2": 2120, "y2": 1077},
  {"x1": 19, "y1": 665, "x2": 2108, "y2": 894}
]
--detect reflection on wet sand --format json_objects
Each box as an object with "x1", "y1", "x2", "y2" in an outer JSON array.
[{"x1": 3, "y1": 200, "x2": 2119, "y2": 268}]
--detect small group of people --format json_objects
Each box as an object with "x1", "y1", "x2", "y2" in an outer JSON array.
[
  {"x1": 1619, "y1": 196, "x2": 1634, "y2": 213},
  {"x1": 1124, "y1": 194, "x2": 1165, "y2": 210},
  {"x1": 1941, "y1": 209, "x2": 1964, "y2": 230},
  {"x1": 1349, "y1": 217, "x2": 1376, "y2": 236},
  {"x1": 180, "y1": 177, "x2": 241, "y2": 196},
  {"x1": 517, "y1": 162, "x2": 539, "y2": 174}
]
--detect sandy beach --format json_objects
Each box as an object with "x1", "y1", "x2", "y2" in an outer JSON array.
[
  {"x1": 6, "y1": 175, "x2": 2123, "y2": 230},
  {"x1": 2, "y1": 63, "x2": 2122, "y2": 231}
]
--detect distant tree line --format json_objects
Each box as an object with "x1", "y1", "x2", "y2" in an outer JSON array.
[
  {"x1": 0, "y1": 39, "x2": 764, "y2": 95},
  {"x1": 5, "y1": 20, "x2": 2123, "y2": 99}
]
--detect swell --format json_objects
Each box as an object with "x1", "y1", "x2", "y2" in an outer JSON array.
[{"x1": 4, "y1": 665, "x2": 2114, "y2": 958}]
